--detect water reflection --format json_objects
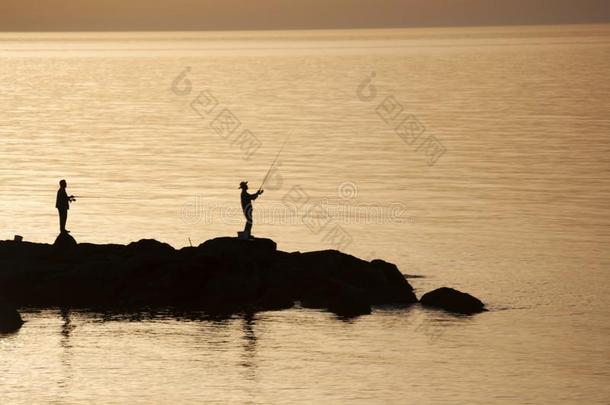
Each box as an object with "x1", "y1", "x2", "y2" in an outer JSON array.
[
  {"x1": 60, "y1": 308, "x2": 74, "y2": 345},
  {"x1": 58, "y1": 308, "x2": 74, "y2": 391},
  {"x1": 240, "y1": 312, "x2": 258, "y2": 380},
  {"x1": 371, "y1": 305, "x2": 478, "y2": 343}
]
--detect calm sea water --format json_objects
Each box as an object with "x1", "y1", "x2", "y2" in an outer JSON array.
[{"x1": 1, "y1": 25, "x2": 610, "y2": 403}]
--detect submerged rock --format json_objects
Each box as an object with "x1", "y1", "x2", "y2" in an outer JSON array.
[
  {"x1": 0, "y1": 303, "x2": 24, "y2": 333},
  {"x1": 420, "y1": 287, "x2": 485, "y2": 314}
]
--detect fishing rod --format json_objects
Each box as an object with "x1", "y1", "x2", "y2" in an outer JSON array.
[
  {"x1": 72, "y1": 195, "x2": 142, "y2": 200},
  {"x1": 259, "y1": 133, "x2": 291, "y2": 191}
]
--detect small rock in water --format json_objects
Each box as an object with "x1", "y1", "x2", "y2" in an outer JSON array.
[{"x1": 420, "y1": 287, "x2": 485, "y2": 314}]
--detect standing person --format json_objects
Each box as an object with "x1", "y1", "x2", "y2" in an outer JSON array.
[
  {"x1": 56, "y1": 179, "x2": 76, "y2": 233},
  {"x1": 239, "y1": 181, "x2": 263, "y2": 239}
]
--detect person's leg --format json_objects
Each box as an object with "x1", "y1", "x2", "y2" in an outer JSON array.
[
  {"x1": 244, "y1": 205, "x2": 253, "y2": 235},
  {"x1": 59, "y1": 209, "x2": 67, "y2": 233}
]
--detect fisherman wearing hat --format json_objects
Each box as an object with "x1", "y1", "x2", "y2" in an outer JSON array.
[{"x1": 239, "y1": 181, "x2": 263, "y2": 239}]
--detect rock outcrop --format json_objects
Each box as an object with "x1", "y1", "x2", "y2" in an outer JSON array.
[
  {"x1": 0, "y1": 237, "x2": 418, "y2": 317},
  {"x1": 53, "y1": 232, "x2": 77, "y2": 251},
  {"x1": 420, "y1": 287, "x2": 485, "y2": 314}
]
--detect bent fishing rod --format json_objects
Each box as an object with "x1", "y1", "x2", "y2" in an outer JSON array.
[{"x1": 258, "y1": 133, "x2": 291, "y2": 191}]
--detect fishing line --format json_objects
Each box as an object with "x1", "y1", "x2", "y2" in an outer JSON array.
[{"x1": 259, "y1": 133, "x2": 291, "y2": 191}]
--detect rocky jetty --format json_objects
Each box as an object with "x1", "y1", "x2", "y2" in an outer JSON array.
[
  {"x1": 0, "y1": 236, "x2": 419, "y2": 317},
  {"x1": 420, "y1": 287, "x2": 486, "y2": 314}
]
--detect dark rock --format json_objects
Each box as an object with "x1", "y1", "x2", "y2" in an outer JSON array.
[
  {"x1": 326, "y1": 280, "x2": 371, "y2": 317},
  {"x1": 0, "y1": 303, "x2": 24, "y2": 333},
  {"x1": 293, "y1": 252, "x2": 417, "y2": 306},
  {"x1": 370, "y1": 259, "x2": 418, "y2": 304},
  {"x1": 203, "y1": 268, "x2": 261, "y2": 304},
  {"x1": 198, "y1": 237, "x2": 276, "y2": 259},
  {"x1": 420, "y1": 287, "x2": 485, "y2": 314},
  {"x1": 254, "y1": 287, "x2": 295, "y2": 311},
  {"x1": 125, "y1": 239, "x2": 175, "y2": 258},
  {"x1": 0, "y1": 235, "x2": 426, "y2": 316},
  {"x1": 301, "y1": 289, "x2": 330, "y2": 309},
  {"x1": 301, "y1": 280, "x2": 371, "y2": 317},
  {"x1": 76, "y1": 243, "x2": 125, "y2": 259},
  {"x1": 53, "y1": 232, "x2": 77, "y2": 251}
]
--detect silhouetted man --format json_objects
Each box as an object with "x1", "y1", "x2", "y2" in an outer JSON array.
[
  {"x1": 239, "y1": 181, "x2": 263, "y2": 239},
  {"x1": 56, "y1": 179, "x2": 76, "y2": 233}
]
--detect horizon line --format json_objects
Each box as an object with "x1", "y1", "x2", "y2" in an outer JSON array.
[{"x1": 2, "y1": 21, "x2": 610, "y2": 34}]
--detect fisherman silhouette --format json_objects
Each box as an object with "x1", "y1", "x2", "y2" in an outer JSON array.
[
  {"x1": 239, "y1": 181, "x2": 263, "y2": 240},
  {"x1": 56, "y1": 179, "x2": 76, "y2": 233}
]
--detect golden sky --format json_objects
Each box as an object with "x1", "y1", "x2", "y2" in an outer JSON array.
[{"x1": 0, "y1": 0, "x2": 609, "y2": 31}]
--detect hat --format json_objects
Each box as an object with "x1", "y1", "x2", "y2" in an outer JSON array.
[{"x1": 239, "y1": 181, "x2": 248, "y2": 189}]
